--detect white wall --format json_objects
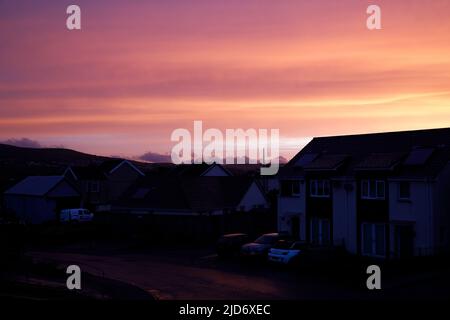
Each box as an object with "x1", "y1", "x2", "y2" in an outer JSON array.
[
  {"x1": 389, "y1": 180, "x2": 434, "y2": 255},
  {"x1": 277, "y1": 179, "x2": 306, "y2": 240},
  {"x1": 434, "y1": 162, "x2": 450, "y2": 252},
  {"x1": 332, "y1": 180, "x2": 357, "y2": 254}
]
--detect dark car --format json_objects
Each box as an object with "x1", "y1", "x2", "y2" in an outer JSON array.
[
  {"x1": 216, "y1": 233, "x2": 249, "y2": 258},
  {"x1": 240, "y1": 233, "x2": 288, "y2": 258}
]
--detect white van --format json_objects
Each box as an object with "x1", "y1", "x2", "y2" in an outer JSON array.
[{"x1": 60, "y1": 208, "x2": 94, "y2": 223}]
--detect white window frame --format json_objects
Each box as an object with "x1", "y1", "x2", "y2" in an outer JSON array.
[
  {"x1": 310, "y1": 179, "x2": 330, "y2": 198},
  {"x1": 361, "y1": 179, "x2": 385, "y2": 200},
  {"x1": 361, "y1": 223, "x2": 386, "y2": 258}
]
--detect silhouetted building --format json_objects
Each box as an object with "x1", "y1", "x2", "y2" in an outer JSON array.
[
  {"x1": 278, "y1": 127, "x2": 450, "y2": 258},
  {"x1": 64, "y1": 159, "x2": 144, "y2": 209},
  {"x1": 4, "y1": 176, "x2": 80, "y2": 224},
  {"x1": 107, "y1": 174, "x2": 271, "y2": 239}
]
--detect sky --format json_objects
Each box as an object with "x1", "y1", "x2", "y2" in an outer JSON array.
[{"x1": 1, "y1": 0, "x2": 449, "y2": 160}]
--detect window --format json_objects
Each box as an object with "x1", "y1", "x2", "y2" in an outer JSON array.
[
  {"x1": 361, "y1": 180, "x2": 385, "y2": 199},
  {"x1": 310, "y1": 180, "x2": 330, "y2": 197},
  {"x1": 280, "y1": 180, "x2": 300, "y2": 197},
  {"x1": 310, "y1": 218, "x2": 331, "y2": 245},
  {"x1": 361, "y1": 223, "x2": 386, "y2": 257},
  {"x1": 398, "y1": 182, "x2": 410, "y2": 200}
]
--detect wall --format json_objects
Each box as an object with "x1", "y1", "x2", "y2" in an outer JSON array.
[
  {"x1": 277, "y1": 179, "x2": 305, "y2": 240},
  {"x1": 332, "y1": 180, "x2": 357, "y2": 254},
  {"x1": 237, "y1": 182, "x2": 268, "y2": 211},
  {"x1": 107, "y1": 163, "x2": 142, "y2": 200},
  {"x1": 4, "y1": 195, "x2": 56, "y2": 224},
  {"x1": 389, "y1": 180, "x2": 434, "y2": 255},
  {"x1": 434, "y1": 162, "x2": 450, "y2": 253}
]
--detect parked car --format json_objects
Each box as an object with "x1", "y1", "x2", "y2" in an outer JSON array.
[
  {"x1": 216, "y1": 233, "x2": 249, "y2": 258},
  {"x1": 241, "y1": 233, "x2": 288, "y2": 257},
  {"x1": 60, "y1": 208, "x2": 94, "y2": 223},
  {"x1": 268, "y1": 240, "x2": 308, "y2": 265}
]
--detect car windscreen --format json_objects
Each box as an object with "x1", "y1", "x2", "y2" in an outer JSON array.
[
  {"x1": 255, "y1": 235, "x2": 277, "y2": 245},
  {"x1": 273, "y1": 240, "x2": 293, "y2": 249}
]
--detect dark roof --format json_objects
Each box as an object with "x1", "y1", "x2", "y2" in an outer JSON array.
[
  {"x1": 355, "y1": 152, "x2": 405, "y2": 170},
  {"x1": 66, "y1": 159, "x2": 144, "y2": 180},
  {"x1": 304, "y1": 154, "x2": 349, "y2": 171},
  {"x1": 98, "y1": 159, "x2": 126, "y2": 173},
  {"x1": 282, "y1": 127, "x2": 450, "y2": 178},
  {"x1": 5, "y1": 176, "x2": 65, "y2": 196},
  {"x1": 166, "y1": 163, "x2": 232, "y2": 177},
  {"x1": 114, "y1": 176, "x2": 259, "y2": 212},
  {"x1": 67, "y1": 166, "x2": 107, "y2": 180}
]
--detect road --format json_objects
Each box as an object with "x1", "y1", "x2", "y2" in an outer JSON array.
[
  {"x1": 28, "y1": 246, "x2": 363, "y2": 300},
  {"x1": 28, "y1": 245, "x2": 450, "y2": 300}
]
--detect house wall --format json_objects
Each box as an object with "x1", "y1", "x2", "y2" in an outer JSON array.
[
  {"x1": 332, "y1": 180, "x2": 357, "y2": 254},
  {"x1": 4, "y1": 195, "x2": 56, "y2": 224},
  {"x1": 277, "y1": 179, "x2": 305, "y2": 240},
  {"x1": 389, "y1": 180, "x2": 434, "y2": 256},
  {"x1": 107, "y1": 163, "x2": 142, "y2": 200},
  {"x1": 434, "y1": 162, "x2": 450, "y2": 253},
  {"x1": 237, "y1": 182, "x2": 268, "y2": 211},
  {"x1": 47, "y1": 180, "x2": 79, "y2": 197}
]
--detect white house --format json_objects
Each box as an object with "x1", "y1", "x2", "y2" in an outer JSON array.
[{"x1": 278, "y1": 127, "x2": 450, "y2": 259}]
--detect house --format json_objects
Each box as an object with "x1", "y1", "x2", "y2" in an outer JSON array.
[
  {"x1": 108, "y1": 175, "x2": 271, "y2": 239},
  {"x1": 278, "y1": 127, "x2": 450, "y2": 259},
  {"x1": 3, "y1": 176, "x2": 80, "y2": 224},
  {"x1": 64, "y1": 159, "x2": 145, "y2": 209}
]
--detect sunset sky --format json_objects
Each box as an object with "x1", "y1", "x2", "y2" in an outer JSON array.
[{"x1": 1, "y1": 0, "x2": 449, "y2": 160}]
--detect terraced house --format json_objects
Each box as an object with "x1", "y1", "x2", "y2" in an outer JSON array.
[{"x1": 278, "y1": 128, "x2": 450, "y2": 259}]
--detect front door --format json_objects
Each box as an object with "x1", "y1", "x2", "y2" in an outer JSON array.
[
  {"x1": 291, "y1": 216, "x2": 300, "y2": 239},
  {"x1": 395, "y1": 225, "x2": 415, "y2": 258}
]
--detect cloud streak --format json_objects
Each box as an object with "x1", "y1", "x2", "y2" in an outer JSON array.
[{"x1": 0, "y1": 0, "x2": 449, "y2": 158}]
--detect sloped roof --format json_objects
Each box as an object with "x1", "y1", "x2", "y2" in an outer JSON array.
[
  {"x1": 67, "y1": 166, "x2": 107, "y2": 180},
  {"x1": 65, "y1": 159, "x2": 144, "y2": 180},
  {"x1": 355, "y1": 152, "x2": 405, "y2": 170},
  {"x1": 98, "y1": 159, "x2": 124, "y2": 173},
  {"x1": 304, "y1": 154, "x2": 349, "y2": 171},
  {"x1": 5, "y1": 176, "x2": 66, "y2": 196},
  {"x1": 167, "y1": 163, "x2": 231, "y2": 177},
  {"x1": 281, "y1": 127, "x2": 450, "y2": 178},
  {"x1": 114, "y1": 176, "x2": 259, "y2": 212}
]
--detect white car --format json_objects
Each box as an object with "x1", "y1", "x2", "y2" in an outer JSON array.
[
  {"x1": 268, "y1": 241, "x2": 307, "y2": 265},
  {"x1": 60, "y1": 208, "x2": 94, "y2": 223}
]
